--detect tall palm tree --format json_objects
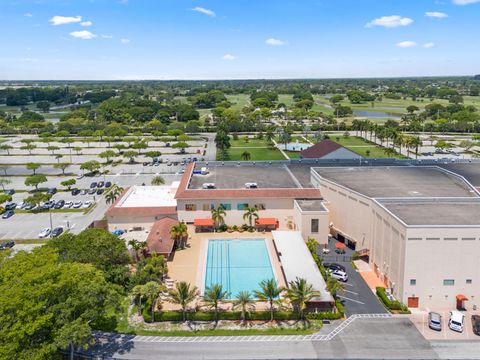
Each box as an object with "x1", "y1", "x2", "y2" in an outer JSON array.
[
  {"x1": 254, "y1": 279, "x2": 283, "y2": 321},
  {"x1": 141, "y1": 281, "x2": 163, "y2": 323},
  {"x1": 243, "y1": 206, "x2": 259, "y2": 227},
  {"x1": 241, "y1": 151, "x2": 251, "y2": 161},
  {"x1": 151, "y1": 175, "x2": 165, "y2": 186},
  {"x1": 410, "y1": 136, "x2": 422, "y2": 159},
  {"x1": 168, "y1": 281, "x2": 198, "y2": 322},
  {"x1": 105, "y1": 185, "x2": 124, "y2": 205},
  {"x1": 211, "y1": 205, "x2": 226, "y2": 228},
  {"x1": 284, "y1": 277, "x2": 320, "y2": 322},
  {"x1": 170, "y1": 222, "x2": 188, "y2": 249},
  {"x1": 326, "y1": 277, "x2": 345, "y2": 299},
  {"x1": 204, "y1": 284, "x2": 228, "y2": 323},
  {"x1": 128, "y1": 239, "x2": 147, "y2": 262},
  {"x1": 233, "y1": 291, "x2": 255, "y2": 323},
  {"x1": 131, "y1": 285, "x2": 144, "y2": 315}
]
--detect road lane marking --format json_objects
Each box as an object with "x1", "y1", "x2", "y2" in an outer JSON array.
[
  {"x1": 338, "y1": 295, "x2": 365, "y2": 305},
  {"x1": 343, "y1": 289, "x2": 359, "y2": 295}
]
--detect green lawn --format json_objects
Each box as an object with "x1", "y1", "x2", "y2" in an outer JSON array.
[
  {"x1": 225, "y1": 147, "x2": 286, "y2": 161},
  {"x1": 230, "y1": 137, "x2": 272, "y2": 148},
  {"x1": 285, "y1": 151, "x2": 301, "y2": 159},
  {"x1": 226, "y1": 94, "x2": 250, "y2": 110},
  {"x1": 278, "y1": 94, "x2": 295, "y2": 107},
  {"x1": 332, "y1": 136, "x2": 407, "y2": 159}
]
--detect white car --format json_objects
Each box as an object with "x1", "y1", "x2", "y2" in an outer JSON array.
[
  {"x1": 83, "y1": 200, "x2": 93, "y2": 208},
  {"x1": 76, "y1": 174, "x2": 84, "y2": 180},
  {"x1": 64, "y1": 201, "x2": 73, "y2": 208},
  {"x1": 449, "y1": 311, "x2": 465, "y2": 332},
  {"x1": 38, "y1": 227, "x2": 52, "y2": 238},
  {"x1": 328, "y1": 269, "x2": 348, "y2": 282},
  {"x1": 73, "y1": 201, "x2": 82, "y2": 208}
]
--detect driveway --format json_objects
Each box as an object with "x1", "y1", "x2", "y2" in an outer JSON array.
[{"x1": 319, "y1": 241, "x2": 388, "y2": 316}]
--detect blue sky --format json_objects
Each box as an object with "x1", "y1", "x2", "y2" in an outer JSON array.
[{"x1": 0, "y1": 0, "x2": 479, "y2": 80}]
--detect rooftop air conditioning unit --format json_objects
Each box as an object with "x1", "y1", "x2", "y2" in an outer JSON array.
[
  {"x1": 245, "y1": 182, "x2": 258, "y2": 189},
  {"x1": 202, "y1": 183, "x2": 215, "y2": 189}
]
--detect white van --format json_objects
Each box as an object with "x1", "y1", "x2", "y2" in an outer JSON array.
[{"x1": 448, "y1": 311, "x2": 465, "y2": 332}]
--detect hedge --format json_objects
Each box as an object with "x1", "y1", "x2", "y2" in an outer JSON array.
[{"x1": 376, "y1": 287, "x2": 409, "y2": 312}]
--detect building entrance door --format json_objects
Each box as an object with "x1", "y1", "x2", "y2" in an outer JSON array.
[{"x1": 408, "y1": 297, "x2": 419, "y2": 308}]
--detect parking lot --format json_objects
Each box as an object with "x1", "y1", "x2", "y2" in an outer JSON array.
[{"x1": 410, "y1": 310, "x2": 480, "y2": 340}]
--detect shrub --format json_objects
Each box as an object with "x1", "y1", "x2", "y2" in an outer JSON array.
[{"x1": 376, "y1": 287, "x2": 409, "y2": 312}]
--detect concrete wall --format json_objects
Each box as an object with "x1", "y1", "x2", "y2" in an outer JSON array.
[
  {"x1": 107, "y1": 214, "x2": 176, "y2": 231},
  {"x1": 293, "y1": 201, "x2": 330, "y2": 244}
]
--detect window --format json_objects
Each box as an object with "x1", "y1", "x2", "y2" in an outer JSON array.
[
  {"x1": 255, "y1": 203, "x2": 266, "y2": 210},
  {"x1": 410, "y1": 279, "x2": 416, "y2": 286},
  {"x1": 202, "y1": 204, "x2": 210, "y2": 211},
  {"x1": 311, "y1": 219, "x2": 319, "y2": 233},
  {"x1": 237, "y1": 203, "x2": 249, "y2": 211},
  {"x1": 220, "y1": 203, "x2": 231, "y2": 211},
  {"x1": 443, "y1": 279, "x2": 455, "y2": 286},
  {"x1": 466, "y1": 279, "x2": 472, "y2": 284},
  {"x1": 185, "y1": 204, "x2": 196, "y2": 211}
]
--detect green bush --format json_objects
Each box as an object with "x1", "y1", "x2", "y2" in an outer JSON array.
[{"x1": 376, "y1": 287, "x2": 409, "y2": 312}]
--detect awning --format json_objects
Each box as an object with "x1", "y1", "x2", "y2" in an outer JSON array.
[
  {"x1": 194, "y1": 218, "x2": 214, "y2": 227},
  {"x1": 456, "y1": 294, "x2": 468, "y2": 301},
  {"x1": 335, "y1": 242, "x2": 346, "y2": 249},
  {"x1": 255, "y1": 218, "x2": 279, "y2": 226}
]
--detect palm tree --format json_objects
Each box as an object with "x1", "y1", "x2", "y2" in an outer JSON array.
[
  {"x1": 284, "y1": 277, "x2": 320, "y2": 322},
  {"x1": 168, "y1": 282, "x2": 198, "y2": 322},
  {"x1": 128, "y1": 239, "x2": 147, "y2": 262},
  {"x1": 105, "y1": 185, "x2": 124, "y2": 205},
  {"x1": 170, "y1": 222, "x2": 188, "y2": 249},
  {"x1": 131, "y1": 285, "x2": 144, "y2": 315},
  {"x1": 151, "y1": 175, "x2": 165, "y2": 186},
  {"x1": 142, "y1": 281, "x2": 163, "y2": 323},
  {"x1": 254, "y1": 279, "x2": 283, "y2": 321},
  {"x1": 410, "y1": 136, "x2": 422, "y2": 159},
  {"x1": 233, "y1": 291, "x2": 255, "y2": 323},
  {"x1": 211, "y1": 205, "x2": 226, "y2": 228},
  {"x1": 326, "y1": 277, "x2": 345, "y2": 299},
  {"x1": 203, "y1": 283, "x2": 228, "y2": 323},
  {"x1": 243, "y1": 206, "x2": 259, "y2": 227},
  {"x1": 241, "y1": 151, "x2": 251, "y2": 161}
]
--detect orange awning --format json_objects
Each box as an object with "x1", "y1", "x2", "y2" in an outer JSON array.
[
  {"x1": 194, "y1": 218, "x2": 214, "y2": 227},
  {"x1": 456, "y1": 294, "x2": 468, "y2": 301},
  {"x1": 255, "y1": 218, "x2": 279, "y2": 226},
  {"x1": 335, "y1": 242, "x2": 346, "y2": 249}
]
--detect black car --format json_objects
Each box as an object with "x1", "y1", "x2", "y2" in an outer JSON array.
[
  {"x1": 2, "y1": 210, "x2": 14, "y2": 219},
  {"x1": 47, "y1": 188, "x2": 57, "y2": 195},
  {"x1": 324, "y1": 263, "x2": 347, "y2": 273},
  {"x1": 54, "y1": 200, "x2": 65, "y2": 209},
  {"x1": 4, "y1": 189, "x2": 15, "y2": 195},
  {"x1": 143, "y1": 162, "x2": 149, "y2": 166},
  {"x1": 97, "y1": 181, "x2": 105, "y2": 188},
  {"x1": 51, "y1": 227, "x2": 64, "y2": 238},
  {"x1": 42, "y1": 200, "x2": 55, "y2": 210},
  {"x1": 4, "y1": 202, "x2": 17, "y2": 211},
  {"x1": 0, "y1": 240, "x2": 15, "y2": 250},
  {"x1": 90, "y1": 182, "x2": 97, "y2": 189},
  {"x1": 71, "y1": 188, "x2": 80, "y2": 196},
  {"x1": 473, "y1": 315, "x2": 480, "y2": 336},
  {"x1": 105, "y1": 181, "x2": 112, "y2": 188},
  {"x1": 96, "y1": 188, "x2": 104, "y2": 195}
]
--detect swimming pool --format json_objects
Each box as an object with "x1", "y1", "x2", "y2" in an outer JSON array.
[
  {"x1": 277, "y1": 142, "x2": 312, "y2": 151},
  {"x1": 204, "y1": 239, "x2": 275, "y2": 298}
]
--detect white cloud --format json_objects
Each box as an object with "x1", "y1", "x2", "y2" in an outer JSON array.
[
  {"x1": 366, "y1": 15, "x2": 413, "y2": 28},
  {"x1": 453, "y1": 0, "x2": 480, "y2": 4},
  {"x1": 80, "y1": 21, "x2": 93, "y2": 27},
  {"x1": 191, "y1": 6, "x2": 216, "y2": 17},
  {"x1": 396, "y1": 41, "x2": 417, "y2": 48},
  {"x1": 120, "y1": 38, "x2": 131, "y2": 44},
  {"x1": 221, "y1": 54, "x2": 237, "y2": 61},
  {"x1": 423, "y1": 42, "x2": 435, "y2": 48},
  {"x1": 101, "y1": 34, "x2": 113, "y2": 39},
  {"x1": 70, "y1": 30, "x2": 97, "y2": 40},
  {"x1": 24, "y1": 13, "x2": 33, "y2": 17},
  {"x1": 426, "y1": 11, "x2": 448, "y2": 18},
  {"x1": 49, "y1": 15, "x2": 82, "y2": 26},
  {"x1": 265, "y1": 38, "x2": 287, "y2": 46}
]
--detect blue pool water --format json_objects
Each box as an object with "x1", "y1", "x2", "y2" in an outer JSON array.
[
  {"x1": 278, "y1": 142, "x2": 312, "y2": 151},
  {"x1": 204, "y1": 239, "x2": 275, "y2": 298}
]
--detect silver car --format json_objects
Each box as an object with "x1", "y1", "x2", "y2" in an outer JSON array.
[{"x1": 429, "y1": 312, "x2": 442, "y2": 331}]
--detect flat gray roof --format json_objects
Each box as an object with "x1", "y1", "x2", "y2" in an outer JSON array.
[
  {"x1": 286, "y1": 164, "x2": 314, "y2": 188},
  {"x1": 189, "y1": 165, "x2": 300, "y2": 189},
  {"x1": 296, "y1": 199, "x2": 327, "y2": 212},
  {"x1": 313, "y1": 166, "x2": 478, "y2": 198},
  {"x1": 440, "y1": 163, "x2": 480, "y2": 187},
  {"x1": 381, "y1": 200, "x2": 480, "y2": 226}
]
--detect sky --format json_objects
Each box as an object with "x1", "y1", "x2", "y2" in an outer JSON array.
[{"x1": 0, "y1": 0, "x2": 479, "y2": 80}]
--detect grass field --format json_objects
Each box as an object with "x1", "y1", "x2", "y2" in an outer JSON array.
[
  {"x1": 218, "y1": 136, "x2": 286, "y2": 160},
  {"x1": 331, "y1": 135, "x2": 406, "y2": 159},
  {"x1": 226, "y1": 94, "x2": 250, "y2": 110}
]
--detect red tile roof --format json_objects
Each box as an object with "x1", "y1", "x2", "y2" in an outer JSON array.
[
  {"x1": 300, "y1": 140, "x2": 344, "y2": 159},
  {"x1": 146, "y1": 217, "x2": 179, "y2": 256}
]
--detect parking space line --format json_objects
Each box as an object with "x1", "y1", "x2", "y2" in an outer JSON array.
[
  {"x1": 343, "y1": 290, "x2": 358, "y2": 295},
  {"x1": 338, "y1": 295, "x2": 365, "y2": 305}
]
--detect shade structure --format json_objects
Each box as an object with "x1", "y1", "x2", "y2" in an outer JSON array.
[
  {"x1": 194, "y1": 218, "x2": 214, "y2": 227},
  {"x1": 255, "y1": 218, "x2": 279, "y2": 226},
  {"x1": 335, "y1": 242, "x2": 346, "y2": 249},
  {"x1": 456, "y1": 294, "x2": 468, "y2": 301}
]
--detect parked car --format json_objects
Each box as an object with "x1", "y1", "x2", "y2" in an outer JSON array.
[
  {"x1": 64, "y1": 201, "x2": 73, "y2": 208},
  {"x1": 83, "y1": 200, "x2": 93, "y2": 208},
  {"x1": 97, "y1": 181, "x2": 104, "y2": 188},
  {"x1": 4, "y1": 202, "x2": 17, "y2": 211},
  {"x1": 105, "y1": 181, "x2": 112, "y2": 188},
  {"x1": 0, "y1": 240, "x2": 15, "y2": 250},
  {"x1": 428, "y1": 312, "x2": 442, "y2": 331},
  {"x1": 472, "y1": 315, "x2": 480, "y2": 336},
  {"x1": 328, "y1": 269, "x2": 348, "y2": 282},
  {"x1": 73, "y1": 201, "x2": 82, "y2": 208},
  {"x1": 47, "y1": 188, "x2": 57, "y2": 195},
  {"x1": 76, "y1": 174, "x2": 84, "y2": 180},
  {"x1": 449, "y1": 311, "x2": 465, "y2": 332},
  {"x1": 88, "y1": 188, "x2": 96, "y2": 195},
  {"x1": 54, "y1": 200, "x2": 65, "y2": 209},
  {"x1": 324, "y1": 263, "x2": 347, "y2": 273},
  {"x1": 24, "y1": 203, "x2": 37, "y2": 211},
  {"x1": 2, "y1": 210, "x2": 14, "y2": 219},
  {"x1": 143, "y1": 162, "x2": 149, "y2": 166},
  {"x1": 80, "y1": 189, "x2": 88, "y2": 195},
  {"x1": 96, "y1": 188, "x2": 104, "y2": 195},
  {"x1": 4, "y1": 189, "x2": 15, "y2": 195},
  {"x1": 51, "y1": 227, "x2": 64, "y2": 238},
  {"x1": 154, "y1": 162, "x2": 160, "y2": 166},
  {"x1": 90, "y1": 182, "x2": 97, "y2": 189},
  {"x1": 42, "y1": 200, "x2": 55, "y2": 210},
  {"x1": 71, "y1": 188, "x2": 80, "y2": 196},
  {"x1": 38, "y1": 227, "x2": 52, "y2": 238},
  {"x1": 322, "y1": 247, "x2": 330, "y2": 254}
]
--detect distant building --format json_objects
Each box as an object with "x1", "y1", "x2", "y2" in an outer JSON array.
[{"x1": 300, "y1": 139, "x2": 361, "y2": 159}]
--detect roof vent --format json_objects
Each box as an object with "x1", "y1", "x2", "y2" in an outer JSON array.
[
  {"x1": 245, "y1": 182, "x2": 258, "y2": 189},
  {"x1": 202, "y1": 183, "x2": 216, "y2": 189}
]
